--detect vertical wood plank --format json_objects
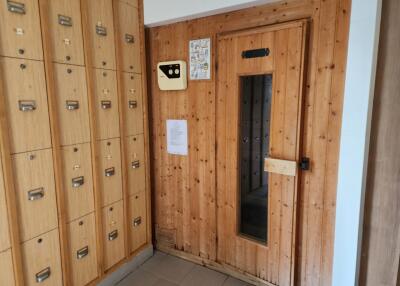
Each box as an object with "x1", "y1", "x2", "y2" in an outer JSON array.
[
  {"x1": 80, "y1": 0, "x2": 104, "y2": 276},
  {"x1": 38, "y1": 1, "x2": 71, "y2": 284}
]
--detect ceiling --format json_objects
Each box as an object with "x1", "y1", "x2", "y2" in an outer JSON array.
[{"x1": 143, "y1": 0, "x2": 281, "y2": 27}]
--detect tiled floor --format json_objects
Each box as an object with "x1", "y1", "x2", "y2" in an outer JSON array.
[{"x1": 116, "y1": 251, "x2": 252, "y2": 286}]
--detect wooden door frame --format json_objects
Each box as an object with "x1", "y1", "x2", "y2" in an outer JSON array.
[{"x1": 215, "y1": 19, "x2": 310, "y2": 286}]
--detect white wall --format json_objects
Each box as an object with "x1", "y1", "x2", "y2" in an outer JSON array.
[
  {"x1": 143, "y1": 0, "x2": 280, "y2": 26},
  {"x1": 332, "y1": 0, "x2": 382, "y2": 285}
]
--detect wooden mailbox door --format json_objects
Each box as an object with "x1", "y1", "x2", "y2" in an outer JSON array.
[{"x1": 216, "y1": 21, "x2": 307, "y2": 286}]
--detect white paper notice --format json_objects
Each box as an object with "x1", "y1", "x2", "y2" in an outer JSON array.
[
  {"x1": 189, "y1": 38, "x2": 211, "y2": 80},
  {"x1": 166, "y1": 120, "x2": 188, "y2": 156}
]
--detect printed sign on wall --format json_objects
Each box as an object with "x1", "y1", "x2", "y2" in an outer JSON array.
[
  {"x1": 189, "y1": 38, "x2": 211, "y2": 80},
  {"x1": 166, "y1": 120, "x2": 188, "y2": 156}
]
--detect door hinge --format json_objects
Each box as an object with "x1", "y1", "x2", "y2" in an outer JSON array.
[{"x1": 300, "y1": 157, "x2": 310, "y2": 171}]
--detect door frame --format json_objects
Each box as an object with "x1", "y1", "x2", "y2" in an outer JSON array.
[{"x1": 215, "y1": 19, "x2": 310, "y2": 286}]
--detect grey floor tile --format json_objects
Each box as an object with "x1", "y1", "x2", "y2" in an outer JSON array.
[
  {"x1": 117, "y1": 268, "x2": 159, "y2": 286},
  {"x1": 222, "y1": 277, "x2": 253, "y2": 286},
  {"x1": 141, "y1": 251, "x2": 168, "y2": 272},
  {"x1": 148, "y1": 254, "x2": 195, "y2": 284},
  {"x1": 180, "y1": 265, "x2": 228, "y2": 286},
  {"x1": 153, "y1": 278, "x2": 179, "y2": 286}
]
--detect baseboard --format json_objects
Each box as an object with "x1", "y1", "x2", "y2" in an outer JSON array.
[
  {"x1": 157, "y1": 245, "x2": 273, "y2": 286},
  {"x1": 97, "y1": 244, "x2": 154, "y2": 286}
]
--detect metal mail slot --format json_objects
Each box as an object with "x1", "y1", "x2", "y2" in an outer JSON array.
[
  {"x1": 35, "y1": 267, "x2": 51, "y2": 283},
  {"x1": 108, "y1": 230, "x2": 118, "y2": 241},
  {"x1": 125, "y1": 34, "x2": 134, "y2": 44},
  {"x1": 105, "y1": 167, "x2": 115, "y2": 177},
  {"x1": 19, "y1": 100, "x2": 37, "y2": 112},
  {"x1": 72, "y1": 176, "x2": 84, "y2": 188},
  {"x1": 133, "y1": 217, "x2": 142, "y2": 227},
  {"x1": 128, "y1": 100, "x2": 137, "y2": 109},
  {"x1": 131, "y1": 160, "x2": 140, "y2": 169},
  {"x1": 66, "y1": 100, "x2": 79, "y2": 110},
  {"x1": 96, "y1": 25, "x2": 107, "y2": 36},
  {"x1": 101, "y1": 100, "x2": 112, "y2": 109},
  {"x1": 76, "y1": 246, "x2": 89, "y2": 260},
  {"x1": 28, "y1": 187, "x2": 45, "y2": 201},
  {"x1": 7, "y1": 1, "x2": 26, "y2": 14},
  {"x1": 58, "y1": 14, "x2": 73, "y2": 27}
]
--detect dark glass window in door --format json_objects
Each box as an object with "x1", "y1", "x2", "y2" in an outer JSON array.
[{"x1": 238, "y1": 74, "x2": 272, "y2": 243}]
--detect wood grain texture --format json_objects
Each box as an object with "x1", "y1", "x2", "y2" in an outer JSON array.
[
  {"x1": 0, "y1": 0, "x2": 43, "y2": 60},
  {"x1": 53, "y1": 64, "x2": 91, "y2": 146},
  {"x1": 98, "y1": 138, "x2": 123, "y2": 207},
  {"x1": 0, "y1": 150, "x2": 11, "y2": 252},
  {"x1": 0, "y1": 249, "x2": 15, "y2": 286},
  {"x1": 21, "y1": 229, "x2": 63, "y2": 286},
  {"x1": 216, "y1": 22, "x2": 306, "y2": 286},
  {"x1": 85, "y1": 0, "x2": 117, "y2": 70},
  {"x1": 47, "y1": 0, "x2": 85, "y2": 65},
  {"x1": 1, "y1": 57, "x2": 52, "y2": 154},
  {"x1": 12, "y1": 149, "x2": 58, "y2": 242},
  {"x1": 102, "y1": 200, "x2": 125, "y2": 270},
  {"x1": 67, "y1": 213, "x2": 98, "y2": 286},
  {"x1": 92, "y1": 69, "x2": 120, "y2": 140},
  {"x1": 147, "y1": 0, "x2": 351, "y2": 285},
  {"x1": 61, "y1": 143, "x2": 95, "y2": 222},
  {"x1": 360, "y1": 0, "x2": 400, "y2": 285},
  {"x1": 128, "y1": 192, "x2": 147, "y2": 253},
  {"x1": 38, "y1": 0, "x2": 72, "y2": 283}
]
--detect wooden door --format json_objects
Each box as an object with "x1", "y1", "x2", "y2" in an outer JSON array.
[
  {"x1": 98, "y1": 138, "x2": 123, "y2": 207},
  {"x1": 93, "y1": 69, "x2": 120, "y2": 140},
  {"x1": 0, "y1": 0, "x2": 43, "y2": 60},
  {"x1": 54, "y1": 64, "x2": 90, "y2": 146},
  {"x1": 61, "y1": 143, "x2": 94, "y2": 222},
  {"x1": 216, "y1": 21, "x2": 307, "y2": 286},
  {"x1": 123, "y1": 72, "x2": 144, "y2": 136},
  {"x1": 129, "y1": 192, "x2": 147, "y2": 253},
  {"x1": 126, "y1": 135, "x2": 146, "y2": 196},
  {"x1": 12, "y1": 149, "x2": 58, "y2": 242},
  {"x1": 67, "y1": 213, "x2": 98, "y2": 286},
  {"x1": 1, "y1": 57, "x2": 51, "y2": 154},
  {"x1": 21, "y1": 229, "x2": 63, "y2": 286},
  {"x1": 116, "y1": 0, "x2": 141, "y2": 73},
  {"x1": 102, "y1": 200, "x2": 125, "y2": 270},
  {"x1": 86, "y1": 0, "x2": 116, "y2": 70},
  {"x1": 47, "y1": 0, "x2": 84, "y2": 65}
]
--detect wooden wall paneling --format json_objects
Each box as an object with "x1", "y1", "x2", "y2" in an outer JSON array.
[
  {"x1": 38, "y1": 0, "x2": 71, "y2": 284},
  {"x1": 81, "y1": 0, "x2": 105, "y2": 277},
  {"x1": 147, "y1": 0, "x2": 352, "y2": 285},
  {"x1": 113, "y1": 0, "x2": 132, "y2": 257},
  {"x1": 360, "y1": 0, "x2": 400, "y2": 284}
]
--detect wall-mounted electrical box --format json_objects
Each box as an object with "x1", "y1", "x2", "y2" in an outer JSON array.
[{"x1": 157, "y1": 60, "x2": 187, "y2": 91}]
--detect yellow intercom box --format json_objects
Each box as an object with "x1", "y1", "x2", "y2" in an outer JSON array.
[{"x1": 157, "y1": 60, "x2": 187, "y2": 91}]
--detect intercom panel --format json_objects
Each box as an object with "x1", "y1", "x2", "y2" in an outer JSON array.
[{"x1": 157, "y1": 60, "x2": 187, "y2": 91}]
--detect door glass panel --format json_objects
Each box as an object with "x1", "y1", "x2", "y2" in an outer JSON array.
[{"x1": 238, "y1": 74, "x2": 272, "y2": 243}]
